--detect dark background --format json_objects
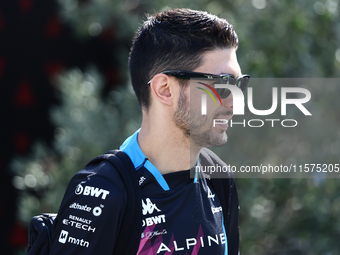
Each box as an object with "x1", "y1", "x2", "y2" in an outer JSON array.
[{"x1": 0, "y1": 1, "x2": 120, "y2": 253}]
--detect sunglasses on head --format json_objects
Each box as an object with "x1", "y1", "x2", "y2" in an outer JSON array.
[{"x1": 148, "y1": 70, "x2": 250, "y2": 98}]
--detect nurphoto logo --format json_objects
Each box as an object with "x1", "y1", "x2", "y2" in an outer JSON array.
[{"x1": 199, "y1": 84, "x2": 312, "y2": 128}]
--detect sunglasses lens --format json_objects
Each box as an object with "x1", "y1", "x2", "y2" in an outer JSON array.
[
  {"x1": 216, "y1": 88, "x2": 231, "y2": 98},
  {"x1": 239, "y1": 76, "x2": 250, "y2": 91},
  {"x1": 215, "y1": 76, "x2": 250, "y2": 98},
  {"x1": 192, "y1": 73, "x2": 250, "y2": 99}
]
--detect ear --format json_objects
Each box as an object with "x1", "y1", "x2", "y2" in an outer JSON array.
[{"x1": 149, "y1": 73, "x2": 175, "y2": 106}]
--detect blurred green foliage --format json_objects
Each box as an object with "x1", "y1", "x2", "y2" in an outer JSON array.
[
  {"x1": 13, "y1": 0, "x2": 340, "y2": 254},
  {"x1": 12, "y1": 67, "x2": 141, "y2": 223}
]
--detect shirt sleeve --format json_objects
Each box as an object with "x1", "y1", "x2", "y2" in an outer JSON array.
[{"x1": 49, "y1": 175, "x2": 126, "y2": 255}]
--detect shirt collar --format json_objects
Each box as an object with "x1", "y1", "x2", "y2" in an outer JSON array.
[{"x1": 120, "y1": 129, "x2": 170, "y2": 191}]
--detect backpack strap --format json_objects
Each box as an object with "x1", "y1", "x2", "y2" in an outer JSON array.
[
  {"x1": 85, "y1": 150, "x2": 142, "y2": 255},
  {"x1": 199, "y1": 149, "x2": 240, "y2": 255},
  {"x1": 27, "y1": 213, "x2": 57, "y2": 255},
  {"x1": 210, "y1": 178, "x2": 239, "y2": 255}
]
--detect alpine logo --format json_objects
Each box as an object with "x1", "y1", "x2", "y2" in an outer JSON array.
[
  {"x1": 157, "y1": 232, "x2": 226, "y2": 253},
  {"x1": 139, "y1": 176, "x2": 146, "y2": 185},
  {"x1": 207, "y1": 186, "x2": 215, "y2": 201},
  {"x1": 75, "y1": 184, "x2": 110, "y2": 200},
  {"x1": 142, "y1": 198, "x2": 161, "y2": 215}
]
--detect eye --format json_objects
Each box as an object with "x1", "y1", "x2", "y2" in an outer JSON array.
[{"x1": 215, "y1": 88, "x2": 231, "y2": 98}]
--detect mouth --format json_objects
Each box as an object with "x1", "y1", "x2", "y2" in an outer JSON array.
[
  {"x1": 214, "y1": 118, "x2": 229, "y2": 123},
  {"x1": 213, "y1": 118, "x2": 230, "y2": 129}
]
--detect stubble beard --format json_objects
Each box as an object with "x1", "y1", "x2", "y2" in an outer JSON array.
[{"x1": 173, "y1": 92, "x2": 229, "y2": 148}]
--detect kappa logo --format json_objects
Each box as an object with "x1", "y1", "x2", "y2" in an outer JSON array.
[
  {"x1": 75, "y1": 184, "x2": 110, "y2": 200},
  {"x1": 142, "y1": 198, "x2": 161, "y2": 215},
  {"x1": 141, "y1": 198, "x2": 166, "y2": 227}
]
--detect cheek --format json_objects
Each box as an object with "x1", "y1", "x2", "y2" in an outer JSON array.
[
  {"x1": 189, "y1": 88, "x2": 201, "y2": 110},
  {"x1": 206, "y1": 99, "x2": 219, "y2": 114},
  {"x1": 202, "y1": 97, "x2": 220, "y2": 119},
  {"x1": 190, "y1": 96, "x2": 220, "y2": 121}
]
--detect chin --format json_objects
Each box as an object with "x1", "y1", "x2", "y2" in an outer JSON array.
[
  {"x1": 190, "y1": 126, "x2": 229, "y2": 148},
  {"x1": 204, "y1": 132, "x2": 228, "y2": 148},
  {"x1": 213, "y1": 134, "x2": 228, "y2": 147},
  {"x1": 213, "y1": 126, "x2": 228, "y2": 137}
]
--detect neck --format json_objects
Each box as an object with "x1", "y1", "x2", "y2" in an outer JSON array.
[{"x1": 138, "y1": 113, "x2": 201, "y2": 175}]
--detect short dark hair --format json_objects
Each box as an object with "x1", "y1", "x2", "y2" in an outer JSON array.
[{"x1": 128, "y1": 8, "x2": 238, "y2": 110}]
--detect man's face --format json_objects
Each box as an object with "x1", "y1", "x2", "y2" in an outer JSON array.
[{"x1": 173, "y1": 48, "x2": 242, "y2": 147}]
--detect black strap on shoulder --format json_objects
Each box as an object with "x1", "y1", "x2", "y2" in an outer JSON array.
[
  {"x1": 27, "y1": 213, "x2": 57, "y2": 255},
  {"x1": 199, "y1": 149, "x2": 239, "y2": 255},
  {"x1": 86, "y1": 150, "x2": 142, "y2": 255},
  {"x1": 210, "y1": 178, "x2": 239, "y2": 255}
]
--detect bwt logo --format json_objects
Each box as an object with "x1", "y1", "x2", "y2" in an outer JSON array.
[
  {"x1": 75, "y1": 184, "x2": 110, "y2": 200},
  {"x1": 199, "y1": 85, "x2": 312, "y2": 128}
]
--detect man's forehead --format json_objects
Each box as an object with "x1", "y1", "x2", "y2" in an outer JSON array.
[{"x1": 194, "y1": 48, "x2": 241, "y2": 77}]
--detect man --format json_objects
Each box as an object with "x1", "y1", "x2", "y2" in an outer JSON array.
[{"x1": 50, "y1": 8, "x2": 249, "y2": 255}]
